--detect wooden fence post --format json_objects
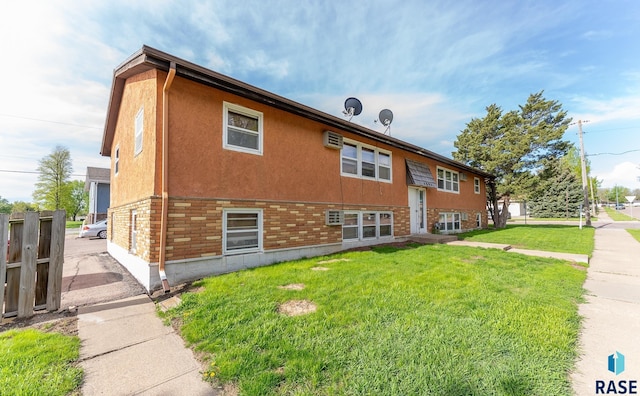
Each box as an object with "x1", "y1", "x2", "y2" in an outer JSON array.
[
  {"x1": 46, "y1": 210, "x2": 66, "y2": 311},
  {"x1": 0, "y1": 214, "x2": 8, "y2": 317},
  {"x1": 17, "y1": 211, "x2": 38, "y2": 318}
]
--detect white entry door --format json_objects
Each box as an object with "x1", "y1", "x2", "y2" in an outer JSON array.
[{"x1": 408, "y1": 187, "x2": 427, "y2": 234}]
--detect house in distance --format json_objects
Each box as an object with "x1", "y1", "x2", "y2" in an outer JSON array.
[{"x1": 100, "y1": 46, "x2": 494, "y2": 292}]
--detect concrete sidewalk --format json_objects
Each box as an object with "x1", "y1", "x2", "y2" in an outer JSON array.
[
  {"x1": 78, "y1": 294, "x2": 216, "y2": 395},
  {"x1": 571, "y1": 223, "x2": 640, "y2": 394},
  {"x1": 447, "y1": 240, "x2": 590, "y2": 263}
]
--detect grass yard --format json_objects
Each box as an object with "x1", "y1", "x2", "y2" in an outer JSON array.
[
  {"x1": 458, "y1": 224, "x2": 594, "y2": 255},
  {"x1": 627, "y1": 229, "x2": 640, "y2": 243},
  {"x1": 166, "y1": 244, "x2": 586, "y2": 395},
  {"x1": 604, "y1": 207, "x2": 637, "y2": 221},
  {"x1": 0, "y1": 328, "x2": 82, "y2": 395},
  {"x1": 65, "y1": 220, "x2": 83, "y2": 229}
]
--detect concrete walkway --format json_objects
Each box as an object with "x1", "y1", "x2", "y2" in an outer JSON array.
[
  {"x1": 447, "y1": 240, "x2": 590, "y2": 263},
  {"x1": 78, "y1": 295, "x2": 217, "y2": 395},
  {"x1": 571, "y1": 214, "x2": 640, "y2": 394}
]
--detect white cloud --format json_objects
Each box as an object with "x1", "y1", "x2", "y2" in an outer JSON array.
[
  {"x1": 570, "y1": 95, "x2": 640, "y2": 125},
  {"x1": 594, "y1": 161, "x2": 640, "y2": 189}
]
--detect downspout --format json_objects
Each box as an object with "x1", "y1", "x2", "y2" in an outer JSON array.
[{"x1": 159, "y1": 62, "x2": 176, "y2": 293}]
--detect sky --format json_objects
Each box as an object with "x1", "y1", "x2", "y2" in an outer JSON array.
[{"x1": 1, "y1": 0, "x2": 639, "y2": 203}]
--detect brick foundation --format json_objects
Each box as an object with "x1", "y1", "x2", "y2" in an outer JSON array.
[{"x1": 109, "y1": 196, "x2": 411, "y2": 263}]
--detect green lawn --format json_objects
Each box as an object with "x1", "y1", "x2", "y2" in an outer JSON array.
[
  {"x1": 0, "y1": 329, "x2": 82, "y2": 395},
  {"x1": 66, "y1": 220, "x2": 84, "y2": 229},
  {"x1": 166, "y1": 244, "x2": 586, "y2": 395},
  {"x1": 458, "y1": 224, "x2": 594, "y2": 255},
  {"x1": 627, "y1": 229, "x2": 640, "y2": 243},
  {"x1": 604, "y1": 207, "x2": 637, "y2": 221}
]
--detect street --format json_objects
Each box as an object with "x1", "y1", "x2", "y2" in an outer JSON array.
[{"x1": 61, "y1": 235, "x2": 145, "y2": 310}]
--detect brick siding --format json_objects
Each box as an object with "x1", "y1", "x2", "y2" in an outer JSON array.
[{"x1": 109, "y1": 197, "x2": 411, "y2": 263}]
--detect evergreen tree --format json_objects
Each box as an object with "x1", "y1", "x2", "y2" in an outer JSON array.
[
  {"x1": 453, "y1": 91, "x2": 571, "y2": 227},
  {"x1": 528, "y1": 161, "x2": 583, "y2": 218}
]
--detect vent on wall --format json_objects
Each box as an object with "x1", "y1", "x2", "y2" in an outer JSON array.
[
  {"x1": 459, "y1": 173, "x2": 467, "y2": 181},
  {"x1": 325, "y1": 210, "x2": 344, "y2": 225},
  {"x1": 323, "y1": 130, "x2": 343, "y2": 149},
  {"x1": 461, "y1": 213, "x2": 468, "y2": 221}
]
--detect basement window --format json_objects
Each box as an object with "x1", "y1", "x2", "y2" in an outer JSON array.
[
  {"x1": 342, "y1": 212, "x2": 393, "y2": 241},
  {"x1": 223, "y1": 209, "x2": 262, "y2": 254}
]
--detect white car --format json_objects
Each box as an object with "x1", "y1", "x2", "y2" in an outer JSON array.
[{"x1": 79, "y1": 220, "x2": 108, "y2": 239}]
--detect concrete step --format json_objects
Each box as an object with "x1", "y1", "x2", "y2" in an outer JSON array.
[{"x1": 408, "y1": 234, "x2": 458, "y2": 244}]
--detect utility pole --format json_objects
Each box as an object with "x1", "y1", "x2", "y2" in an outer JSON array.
[{"x1": 578, "y1": 120, "x2": 591, "y2": 226}]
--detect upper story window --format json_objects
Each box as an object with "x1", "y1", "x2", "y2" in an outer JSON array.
[
  {"x1": 134, "y1": 107, "x2": 144, "y2": 156},
  {"x1": 474, "y1": 177, "x2": 481, "y2": 194},
  {"x1": 114, "y1": 145, "x2": 120, "y2": 175},
  {"x1": 340, "y1": 139, "x2": 392, "y2": 182},
  {"x1": 223, "y1": 102, "x2": 263, "y2": 155},
  {"x1": 437, "y1": 167, "x2": 459, "y2": 193}
]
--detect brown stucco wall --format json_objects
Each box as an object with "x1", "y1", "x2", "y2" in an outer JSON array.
[
  {"x1": 111, "y1": 71, "x2": 488, "y2": 218},
  {"x1": 107, "y1": 70, "x2": 492, "y2": 264},
  {"x1": 110, "y1": 69, "x2": 159, "y2": 207}
]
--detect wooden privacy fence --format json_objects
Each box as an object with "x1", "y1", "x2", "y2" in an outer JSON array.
[{"x1": 1, "y1": 210, "x2": 65, "y2": 319}]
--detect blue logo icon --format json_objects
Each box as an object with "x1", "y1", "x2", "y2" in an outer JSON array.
[{"x1": 608, "y1": 351, "x2": 625, "y2": 375}]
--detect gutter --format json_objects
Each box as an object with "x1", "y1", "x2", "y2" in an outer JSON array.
[{"x1": 159, "y1": 61, "x2": 176, "y2": 293}]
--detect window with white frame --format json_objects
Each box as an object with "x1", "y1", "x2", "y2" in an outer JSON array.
[
  {"x1": 134, "y1": 107, "x2": 144, "y2": 155},
  {"x1": 340, "y1": 140, "x2": 392, "y2": 182},
  {"x1": 437, "y1": 167, "x2": 459, "y2": 193},
  {"x1": 476, "y1": 213, "x2": 482, "y2": 228},
  {"x1": 223, "y1": 102, "x2": 263, "y2": 155},
  {"x1": 342, "y1": 212, "x2": 393, "y2": 241},
  {"x1": 474, "y1": 177, "x2": 481, "y2": 194},
  {"x1": 223, "y1": 209, "x2": 262, "y2": 254},
  {"x1": 439, "y1": 212, "x2": 461, "y2": 232},
  {"x1": 114, "y1": 145, "x2": 120, "y2": 175}
]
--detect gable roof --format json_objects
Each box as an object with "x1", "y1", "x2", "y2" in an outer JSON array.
[{"x1": 101, "y1": 45, "x2": 494, "y2": 180}]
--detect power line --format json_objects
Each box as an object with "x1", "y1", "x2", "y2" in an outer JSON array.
[
  {"x1": 588, "y1": 149, "x2": 640, "y2": 157},
  {"x1": 0, "y1": 169, "x2": 87, "y2": 177},
  {"x1": 0, "y1": 113, "x2": 102, "y2": 129}
]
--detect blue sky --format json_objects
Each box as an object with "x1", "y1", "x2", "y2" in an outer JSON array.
[{"x1": 1, "y1": 0, "x2": 639, "y2": 202}]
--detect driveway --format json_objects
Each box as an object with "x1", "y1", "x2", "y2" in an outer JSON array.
[{"x1": 61, "y1": 234, "x2": 146, "y2": 310}]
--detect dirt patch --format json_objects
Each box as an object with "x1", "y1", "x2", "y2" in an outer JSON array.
[
  {"x1": 461, "y1": 255, "x2": 485, "y2": 264},
  {"x1": 0, "y1": 310, "x2": 78, "y2": 336},
  {"x1": 311, "y1": 266, "x2": 330, "y2": 271},
  {"x1": 316, "y1": 258, "x2": 351, "y2": 264},
  {"x1": 571, "y1": 263, "x2": 587, "y2": 271},
  {"x1": 278, "y1": 283, "x2": 305, "y2": 290},
  {"x1": 221, "y1": 382, "x2": 239, "y2": 396},
  {"x1": 32, "y1": 317, "x2": 79, "y2": 337},
  {"x1": 278, "y1": 300, "x2": 317, "y2": 316},
  {"x1": 345, "y1": 241, "x2": 423, "y2": 252}
]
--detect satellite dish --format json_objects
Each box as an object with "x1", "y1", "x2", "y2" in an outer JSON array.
[
  {"x1": 378, "y1": 109, "x2": 393, "y2": 126},
  {"x1": 378, "y1": 109, "x2": 393, "y2": 135},
  {"x1": 343, "y1": 97, "x2": 363, "y2": 120}
]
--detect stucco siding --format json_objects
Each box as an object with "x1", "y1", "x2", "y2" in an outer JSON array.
[{"x1": 110, "y1": 69, "x2": 159, "y2": 207}]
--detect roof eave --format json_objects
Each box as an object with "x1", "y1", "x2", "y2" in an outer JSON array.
[{"x1": 100, "y1": 46, "x2": 494, "y2": 180}]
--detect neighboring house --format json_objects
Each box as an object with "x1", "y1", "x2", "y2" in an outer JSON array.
[
  {"x1": 84, "y1": 167, "x2": 110, "y2": 224},
  {"x1": 100, "y1": 46, "x2": 495, "y2": 292}
]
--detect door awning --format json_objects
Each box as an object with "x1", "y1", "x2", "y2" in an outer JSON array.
[{"x1": 406, "y1": 159, "x2": 437, "y2": 188}]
